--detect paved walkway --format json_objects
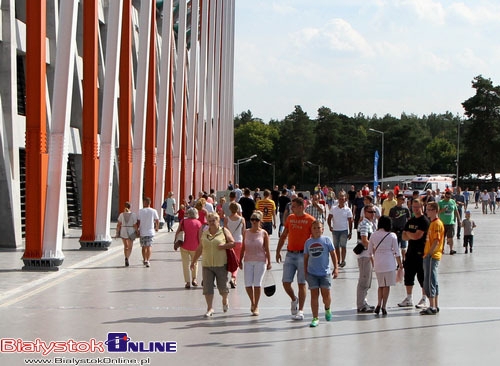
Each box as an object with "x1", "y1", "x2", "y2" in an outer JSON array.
[{"x1": 1, "y1": 205, "x2": 500, "y2": 365}]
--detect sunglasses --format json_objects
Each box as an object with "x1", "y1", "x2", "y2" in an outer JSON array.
[
  {"x1": 250, "y1": 218, "x2": 260, "y2": 222},
  {"x1": 365, "y1": 210, "x2": 375, "y2": 213}
]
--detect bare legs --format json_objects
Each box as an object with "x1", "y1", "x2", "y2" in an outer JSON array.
[{"x1": 283, "y1": 282, "x2": 307, "y2": 311}]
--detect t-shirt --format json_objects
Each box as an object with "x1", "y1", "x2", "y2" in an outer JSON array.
[
  {"x1": 305, "y1": 236, "x2": 335, "y2": 276},
  {"x1": 438, "y1": 199, "x2": 458, "y2": 225},
  {"x1": 424, "y1": 218, "x2": 445, "y2": 260},
  {"x1": 382, "y1": 198, "x2": 397, "y2": 215},
  {"x1": 329, "y1": 205, "x2": 353, "y2": 231},
  {"x1": 404, "y1": 214, "x2": 429, "y2": 258},
  {"x1": 278, "y1": 195, "x2": 291, "y2": 213},
  {"x1": 389, "y1": 205, "x2": 410, "y2": 231},
  {"x1": 284, "y1": 213, "x2": 315, "y2": 251},
  {"x1": 137, "y1": 207, "x2": 159, "y2": 237},
  {"x1": 238, "y1": 196, "x2": 255, "y2": 221},
  {"x1": 256, "y1": 198, "x2": 276, "y2": 223},
  {"x1": 357, "y1": 218, "x2": 376, "y2": 258}
]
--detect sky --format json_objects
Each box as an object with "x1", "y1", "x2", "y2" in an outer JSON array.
[{"x1": 233, "y1": 0, "x2": 500, "y2": 122}]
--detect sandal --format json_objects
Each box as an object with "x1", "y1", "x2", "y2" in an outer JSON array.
[{"x1": 185, "y1": 283, "x2": 190, "y2": 289}]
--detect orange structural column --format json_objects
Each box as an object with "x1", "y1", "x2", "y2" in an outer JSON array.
[
  {"x1": 119, "y1": 0, "x2": 133, "y2": 208},
  {"x1": 80, "y1": 0, "x2": 100, "y2": 246},
  {"x1": 23, "y1": 1, "x2": 48, "y2": 265},
  {"x1": 144, "y1": 4, "x2": 157, "y2": 205}
]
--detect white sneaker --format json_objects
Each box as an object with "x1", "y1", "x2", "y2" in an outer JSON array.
[
  {"x1": 292, "y1": 310, "x2": 304, "y2": 320},
  {"x1": 290, "y1": 298, "x2": 298, "y2": 315},
  {"x1": 398, "y1": 297, "x2": 413, "y2": 307},
  {"x1": 415, "y1": 297, "x2": 428, "y2": 309}
]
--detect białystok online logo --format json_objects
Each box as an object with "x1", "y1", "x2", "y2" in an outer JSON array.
[{"x1": 0, "y1": 333, "x2": 177, "y2": 356}]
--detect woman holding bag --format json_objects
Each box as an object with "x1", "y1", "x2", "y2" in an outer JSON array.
[
  {"x1": 368, "y1": 216, "x2": 403, "y2": 316},
  {"x1": 224, "y1": 202, "x2": 246, "y2": 288},
  {"x1": 191, "y1": 213, "x2": 235, "y2": 317},
  {"x1": 239, "y1": 211, "x2": 272, "y2": 316},
  {"x1": 116, "y1": 202, "x2": 138, "y2": 267},
  {"x1": 176, "y1": 208, "x2": 202, "y2": 289}
]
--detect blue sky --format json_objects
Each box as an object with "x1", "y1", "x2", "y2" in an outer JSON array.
[{"x1": 233, "y1": 0, "x2": 500, "y2": 122}]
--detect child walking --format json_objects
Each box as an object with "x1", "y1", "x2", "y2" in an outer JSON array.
[
  {"x1": 461, "y1": 210, "x2": 476, "y2": 253},
  {"x1": 304, "y1": 221, "x2": 339, "y2": 327}
]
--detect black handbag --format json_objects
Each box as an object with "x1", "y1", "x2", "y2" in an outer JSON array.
[{"x1": 353, "y1": 242, "x2": 365, "y2": 255}]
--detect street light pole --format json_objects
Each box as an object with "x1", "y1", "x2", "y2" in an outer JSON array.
[
  {"x1": 305, "y1": 161, "x2": 320, "y2": 186},
  {"x1": 369, "y1": 128, "x2": 384, "y2": 189},
  {"x1": 456, "y1": 121, "x2": 461, "y2": 189},
  {"x1": 262, "y1": 160, "x2": 275, "y2": 188},
  {"x1": 235, "y1": 154, "x2": 257, "y2": 185}
]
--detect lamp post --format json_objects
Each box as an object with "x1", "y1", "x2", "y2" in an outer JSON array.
[
  {"x1": 305, "y1": 161, "x2": 320, "y2": 186},
  {"x1": 369, "y1": 128, "x2": 384, "y2": 189},
  {"x1": 235, "y1": 154, "x2": 257, "y2": 185},
  {"x1": 262, "y1": 160, "x2": 275, "y2": 188},
  {"x1": 456, "y1": 120, "x2": 462, "y2": 189}
]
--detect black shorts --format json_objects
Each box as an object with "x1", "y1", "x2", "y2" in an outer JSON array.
[{"x1": 403, "y1": 255, "x2": 424, "y2": 288}]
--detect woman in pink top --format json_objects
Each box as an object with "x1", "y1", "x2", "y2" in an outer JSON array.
[
  {"x1": 239, "y1": 210, "x2": 271, "y2": 315},
  {"x1": 176, "y1": 208, "x2": 202, "y2": 289},
  {"x1": 195, "y1": 198, "x2": 208, "y2": 227}
]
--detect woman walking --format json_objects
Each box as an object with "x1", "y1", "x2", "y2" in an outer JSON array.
[
  {"x1": 191, "y1": 213, "x2": 235, "y2": 317},
  {"x1": 176, "y1": 208, "x2": 202, "y2": 288},
  {"x1": 224, "y1": 202, "x2": 245, "y2": 288},
  {"x1": 116, "y1": 202, "x2": 138, "y2": 267},
  {"x1": 368, "y1": 216, "x2": 403, "y2": 315},
  {"x1": 239, "y1": 211, "x2": 271, "y2": 315}
]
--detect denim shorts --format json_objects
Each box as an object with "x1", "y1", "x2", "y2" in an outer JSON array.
[
  {"x1": 423, "y1": 256, "x2": 439, "y2": 298},
  {"x1": 306, "y1": 273, "x2": 331, "y2": 289},
  {"x1": 282, "y1": 252, "x2": 305, "y2": 284},
  {"x1": 332, "y1": 230, "x2": 348, "y2": 248}
]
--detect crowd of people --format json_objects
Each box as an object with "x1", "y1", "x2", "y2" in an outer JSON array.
[{"x1": 115, "y1": 181, "x2": 484, "y2": 326}]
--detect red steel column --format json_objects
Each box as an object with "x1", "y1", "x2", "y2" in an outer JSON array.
[
  {"x1": 144, "y1": 4, "x2": 157, "y2": 205},
  {"x1": 23, "y1": 1, "x2": 48, "y2": 266},
  {"x1": 165, "y1": 46, "x2": 175, "y2": 196},
  {"x1": 80, "y1": 0, "x2": 99, "y2": 246},
  {"x1": 119, "y1": 0, "x2": 133, "y2": 208}
]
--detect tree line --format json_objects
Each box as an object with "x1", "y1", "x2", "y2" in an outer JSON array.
[{"x1": 234, "y1": 75, "x2": 500, "y2": 191}]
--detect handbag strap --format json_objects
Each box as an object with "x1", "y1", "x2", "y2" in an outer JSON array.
[{"x1": 373, "y1": 232, "x2": 391, "y2": 253}]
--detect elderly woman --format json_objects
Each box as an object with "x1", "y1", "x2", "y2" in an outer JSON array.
[
  {"x1": 176, "y1": 208, "x2": 202, "y2": 289},
  {"x1": 191, "y1": 212, "x2": 235, "y2": 317},
  {"x1": 239, "y1": 210, "x2": 271, "y2": 316},
  {"x1": 116, "y1": 202, "x2": 138, "y2": 267},
  {"x1": 368, "y1": 216, "x2": 403, "y2": 315}
]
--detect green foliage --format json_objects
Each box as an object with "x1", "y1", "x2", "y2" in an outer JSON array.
[{"x1": 233, "y1": 75, "x2": 500, "y2": 189}]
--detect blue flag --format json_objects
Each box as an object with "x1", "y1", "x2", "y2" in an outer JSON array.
[{"x1": 374, "y1": 150, "x2": 379, "y2": 197}]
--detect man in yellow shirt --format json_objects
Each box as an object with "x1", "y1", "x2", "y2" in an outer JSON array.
[
  {"x1": 420, "y1": 201, "x2": 444, "y2": 315},
  {"x1": 381, "y1": 191, "x2": 397, "y2": 216},
  {"x1": 256, "y1": 189, "x2": 277, "y2": 235}
]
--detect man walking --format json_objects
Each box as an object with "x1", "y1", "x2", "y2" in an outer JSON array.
[
  {"x1": 137, "y1": 197, "x2": 160, "y2": 267},
  {"x1": 438, "y1": 190, "x2": 461, "y2": 255},
  {"x1": 256, "y1": 189, "x2": 277, "y2": 235},
  {"x1": 327, "y1": 193, "x2": 353, "y2": 268},
  {"x1": 276, "y1": 197, "x2": 315, "y2": 321}
]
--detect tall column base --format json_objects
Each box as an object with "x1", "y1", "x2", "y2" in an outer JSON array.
[
  {"x1": 79, "y1": 240, "x2": 111, "y2": 250},
  {"x1": 22, "y1": 257, "x2": 64, "y2": 271}
]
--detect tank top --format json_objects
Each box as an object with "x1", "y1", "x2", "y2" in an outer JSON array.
[
  {"x1": 244, "y1": 230, "x2": 266, "y2": 262},
  {"x1": 226, "y1": 216, "x2": 243, "y2": 242}
]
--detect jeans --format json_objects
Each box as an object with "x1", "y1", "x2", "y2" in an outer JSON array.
[{"x1": 423, "y1": 256, "x2": 439, "y2": 298}]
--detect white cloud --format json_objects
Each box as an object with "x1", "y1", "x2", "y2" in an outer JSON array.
[
  {"x1": 397, "y1": 0, "x2": 446, "y2": 25},
  {"x1": 449, "y1": 2, "x2": 500, "y2": 24},
  {"x1": 323, "y1": 19, "x2": 375, "y2": 57},
  {"x1": 271, "y1": 2, "x2": 297, "y2": 15},
  {"x1": 420, "y1": 50, "x2": 450, "y2": 72}
]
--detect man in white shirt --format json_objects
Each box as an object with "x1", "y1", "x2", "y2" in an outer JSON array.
[
  {"x1": 327, "y1": 192, "x2": 353, "y2": 268},
  {"x1": 137, "y1": 197, "x2": 159, "y2": 268}
]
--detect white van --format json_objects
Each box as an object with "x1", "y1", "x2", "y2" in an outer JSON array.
[{"x1": 403, "y1": 175, "x2": 454, "y2": 197}]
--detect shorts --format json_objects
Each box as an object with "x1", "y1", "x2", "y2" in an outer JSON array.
[
  {"x1": 375, "y1": 270, "x2": 396, "y2": 287},
  {"x1": 332, "y1": 230, "x2": 348, "y2": 248},
  {"x1": 140, "y1": 236, "x2": 154, "y2": 247},
  {"x1": 395, "y1": 231, "x2": 408, "y2": 249},
  {"x1": 202, "y1": 266, "x2": 229, "y2": 296},
  {"x1": 403, "y1": 255, "x2": 424, "y2": 287},
  {"x1": 444, "y1": 224, "x2": 455, "y2": 239},
  {"x1": 306, "y1": 273, "x2": 331, "y2": 289},
  {"x1": 282, "y1": 252, "x2": 305, "y2": 284},
  {"x1": 262, "y1": 221, "x2": 273, "y2": 235}
]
